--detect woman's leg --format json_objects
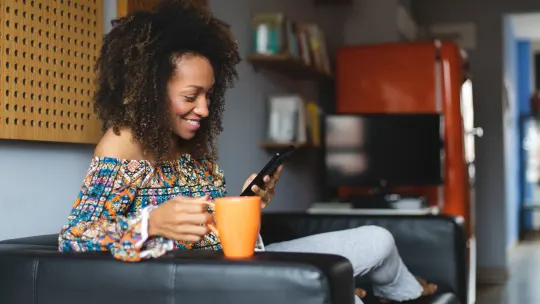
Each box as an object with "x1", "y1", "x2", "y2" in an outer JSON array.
[{"x1": 265, "y1": 225, "x2": 424, "y2": 302}]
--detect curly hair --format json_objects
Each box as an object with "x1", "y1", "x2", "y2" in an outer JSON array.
[{"x1": 93, "y1": 0, "x2": 240, "y2": 161}]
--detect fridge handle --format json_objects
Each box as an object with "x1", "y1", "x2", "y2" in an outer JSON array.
[{"x1": 467, "y1": 127, "x2": 483, "y2": 138}]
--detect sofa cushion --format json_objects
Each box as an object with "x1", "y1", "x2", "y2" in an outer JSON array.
[{"x1": 261, "y1": 213, "x2": 466, "y2": 304}]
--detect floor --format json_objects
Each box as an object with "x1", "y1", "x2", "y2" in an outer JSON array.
[{"x1": 477, "y1": 236, "x2": 540, "y2": 304}]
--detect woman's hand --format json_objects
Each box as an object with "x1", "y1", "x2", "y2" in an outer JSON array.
[
  {"x1": 242, "y1": 165, "x2": 283, "y2": 209},
  {"x1": 148, "y1": 194, "x2": 214, "y2": 242}
]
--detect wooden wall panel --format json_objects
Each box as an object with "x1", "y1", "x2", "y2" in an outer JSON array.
[
  {"x1": 117, "y1": 0, "x2": 159, "y2": 17},
  {"x1": 117, "y1": 0, "x2": 208, "y2": 17},
  {"x1": 0, "y1": 0, "x2": 103, "y2": 144}
]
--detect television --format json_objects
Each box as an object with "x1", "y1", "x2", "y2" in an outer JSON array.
[{"x1": 324, "y1": 113, "x2": 443, "y2": 188}]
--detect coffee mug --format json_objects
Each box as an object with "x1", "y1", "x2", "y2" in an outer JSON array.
[{"x1": 214, "y1": 196, "x2": 261, "y2": 258}]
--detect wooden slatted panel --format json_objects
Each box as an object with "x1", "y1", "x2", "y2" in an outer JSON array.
[
  {"x1": 117, "y1": 0, "x2": 158, "y2": 17},
  {"x1": 0, "y1": 0, "x2": 103, "y2": 144},
  {"x1": 117, "y1": 0, "x2": 208, "y2": 17}
]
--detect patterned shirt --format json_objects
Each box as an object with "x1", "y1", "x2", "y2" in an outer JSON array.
[{"x1": 58, "y1": 155, "x2": 264, "y2": 262}]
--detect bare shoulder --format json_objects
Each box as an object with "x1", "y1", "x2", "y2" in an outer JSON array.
[{"x1": 94, "y1": 128, "x2": 145, "y2": 160}]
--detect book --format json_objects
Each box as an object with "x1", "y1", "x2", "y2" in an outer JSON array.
[
  {"x1": 305, "y1": 24, "x2": 331, "y2": 73},
  {"x1": 252, "y1": 13, "x2": 286, "y2": 55},
  {"x1": 305, "y1": 103, "x2": 321, "y2": 146},
  {"x1": 267, "y1": 95, "x2": 301, "y2": 142}
]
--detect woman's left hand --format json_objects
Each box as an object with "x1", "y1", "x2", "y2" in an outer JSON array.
[{"x1": 242, "y1": 165, "x2": 283, "y2": 209}]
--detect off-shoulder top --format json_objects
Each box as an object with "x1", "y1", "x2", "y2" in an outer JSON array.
[{"x1": 58, "y1": 155, "x2": 264, "y2": 262}]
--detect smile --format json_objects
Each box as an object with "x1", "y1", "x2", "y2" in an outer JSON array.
[{"x1": 185, "y1": 119, "x2": 200, "y2": 126}]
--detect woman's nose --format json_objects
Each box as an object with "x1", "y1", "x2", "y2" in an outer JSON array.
[{"x1": 193, "y1": 97, "x2": 209, "y2": 118}]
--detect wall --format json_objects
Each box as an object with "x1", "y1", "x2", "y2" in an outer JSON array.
[
  {"x1": 399, "y1": 0, "x2": 411, "y2": 11},
  {"x1": 0, "y1": 141, "x2": 93, "y2": 240},
  {"x1": 503, "y1": 16, "x2": 519, "y2": 248},
  {"x1": 412, "y1": 0, "x2": 540, "y2": 274},
  {"x1": 341, "y1": 0, "x2": 419, "y2": 45},
  {"x1": 342, "y1": 0, "x2": 400, "y2": 44}
]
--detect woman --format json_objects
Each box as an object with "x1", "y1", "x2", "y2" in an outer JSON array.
[{"x1": 58, "y1": 1, "x2": 436, "y2": 303}]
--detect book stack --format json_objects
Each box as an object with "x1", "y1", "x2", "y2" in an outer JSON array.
[
  {"x1": 251, "y1": 12, "x2": 331, "y2": 75},
  {"x1": 266, "y1": 95, "x2": 321, "y2": 147}
]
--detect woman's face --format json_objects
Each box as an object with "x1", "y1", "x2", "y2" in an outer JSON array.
[{"x1": 167, "y1": 55, "x2": 215, "y2": 141}]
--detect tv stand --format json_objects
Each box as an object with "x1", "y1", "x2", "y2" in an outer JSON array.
[
  {"x1": 349, "y1": 181, "x2": 400, "y2": 209},
  {"x1": 308, "y1": 202, "x2": 440, "y2": 215},
  {"x1": 349, "y1": 193, "x2": 428, "y2": 209},
  {"x1": 350, "y1": 194, "x2": 395, "y2": 209}
]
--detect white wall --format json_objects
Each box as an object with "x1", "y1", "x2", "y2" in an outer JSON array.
[{"x1": 0, "y1": 141, "x2": 93, "y2": 240}]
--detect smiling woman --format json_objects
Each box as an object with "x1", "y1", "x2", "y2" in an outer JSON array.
[{"x1": 58, "y1": 0, "x2": 242, "y2": 261}]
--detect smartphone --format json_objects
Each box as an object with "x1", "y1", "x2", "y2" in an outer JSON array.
[{"x1": 240, "y1": 145, "x2": 296, "y2": 196}]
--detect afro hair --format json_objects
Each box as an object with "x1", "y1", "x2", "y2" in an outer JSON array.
[{"x1": 93, "y1": 0, "x2": 240, "y2": 161}]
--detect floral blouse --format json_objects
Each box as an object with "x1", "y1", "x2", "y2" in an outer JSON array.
[{"x1": 58, "y1": 155, "x2": 264, "y2": 262}]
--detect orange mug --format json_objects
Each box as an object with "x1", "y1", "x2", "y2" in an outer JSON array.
[{"x1": 214, "y1": 196, "x2": 261, "y2": 258}]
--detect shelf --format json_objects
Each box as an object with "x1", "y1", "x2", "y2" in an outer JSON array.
[
  {"x1": 313, "y1": 0, "x2": 352, "y2": 4},
  {"x1": 247, "y1": 54, "x2": 332, "y2": 81},
  {"x1": 259, "y1": 141, "x2": 318, "y2": 149}
]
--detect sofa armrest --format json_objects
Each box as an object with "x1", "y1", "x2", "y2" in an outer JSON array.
[
  {"x1": 0, "y1": 234, "x2": 59, "y2": 247},
  {"x1": 0, "y1": 241, "x2": 354, "y2": 304}
]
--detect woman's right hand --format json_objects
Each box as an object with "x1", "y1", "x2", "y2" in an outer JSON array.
[{"x1": 147, "y1": 194, "x2": 214, "y2": 242}]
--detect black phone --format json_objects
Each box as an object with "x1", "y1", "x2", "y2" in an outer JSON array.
[{"x1": 240, "y1": 145, "x2": 296, "y2": 196}]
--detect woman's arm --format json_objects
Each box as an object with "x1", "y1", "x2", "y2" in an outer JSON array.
[{"x1": 58, "y1": 157, "x2": 155, "y2": 262}]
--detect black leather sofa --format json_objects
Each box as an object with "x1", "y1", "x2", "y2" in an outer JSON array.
[
  {"x1": 261, "y1": 213, "x2": 467, "y2": 304},
  {"x1": 0, "y1": 213, "x2": 465, "y2": 304}
]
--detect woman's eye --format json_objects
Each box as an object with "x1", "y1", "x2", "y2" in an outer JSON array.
[{"x1": 185, "y1": 96, "x2": 197, "y2": 102}]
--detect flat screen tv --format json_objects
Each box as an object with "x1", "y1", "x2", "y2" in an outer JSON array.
[{"x1": 324, "y1": 114, "x2": 443, "y2": 187}]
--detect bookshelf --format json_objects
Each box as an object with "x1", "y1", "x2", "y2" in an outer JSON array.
[
  {"x1": 248, "y1": 54, "x2": 332, "y2": 81},
  {"x1": 249, "y1": 13, "x2": 328, "y2": 150},
  {"x1": 313, "y1": 0, "x2": 352, "y2": 4},
  {"x1": 259, "y1": 141, "x2": 314, "y2": 149}
]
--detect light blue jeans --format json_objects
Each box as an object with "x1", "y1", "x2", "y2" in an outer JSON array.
[{"x1": 265, "y1": 226, "x2": 424, "y2": 304}]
